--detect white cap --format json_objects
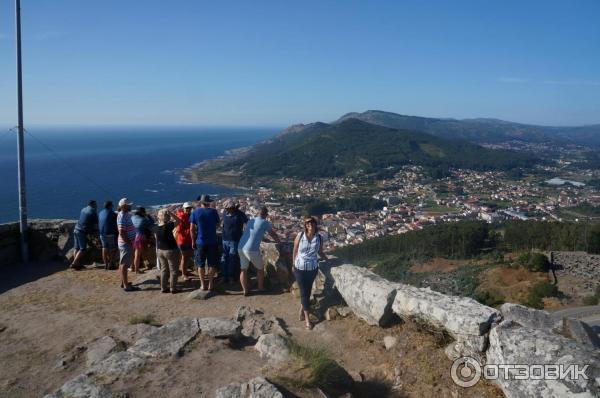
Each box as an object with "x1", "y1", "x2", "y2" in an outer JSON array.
[
  {"x1": 118, "y1": 197, "x2": 134, "y2": 207},
  {"x1": 183, "y1": 201, "x2": 194, "y2": 209}
]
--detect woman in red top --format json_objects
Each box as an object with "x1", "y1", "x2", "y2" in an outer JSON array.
[{"x1": 175, "y1": 202, "x2": 194, "y2": 281}]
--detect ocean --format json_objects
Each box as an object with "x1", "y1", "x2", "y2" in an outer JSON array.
[{"x1": 0, "y1": 126, "x2": 279, "y2": 223}]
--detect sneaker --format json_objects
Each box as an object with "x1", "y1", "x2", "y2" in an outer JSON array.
[
  {"x1": 123, "y1": 285, "x2": 139, "y2": 292},
  {"x1": 161, "y1": 289, "x2": 170, "y2": 293}
]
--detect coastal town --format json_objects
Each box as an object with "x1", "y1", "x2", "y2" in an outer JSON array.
[{"x1": 173, "y1": 154, "x2": 600, "y2": 251}]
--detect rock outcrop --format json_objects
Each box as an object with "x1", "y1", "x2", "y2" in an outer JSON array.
[
  {"x1": 197, "y1": 317, "x2": 242, "y2": 338},
  {"x1": 128, "y1": 317, "x2": 200, "y2": 358},
  {"x1": 500, "y1": 303, "x2": 560, "y2": 331},
  {"x1": 254, "y1": 334, "x2": 291, "y2": 365},
  {"x1": 487, "y1": 320, "x2": 600, "y2": 398},
  {"x1": 43, "y1": 374, "x2": 113, "y2": 398},
  {"x1": 215, "y1": 377, "x2": 283, "y2": 398},
  {"x1": 330, "y1": 264, "x2": 397, "y2": 326}
]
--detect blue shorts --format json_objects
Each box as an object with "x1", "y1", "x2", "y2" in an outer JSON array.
[
  {"x1": 100, "y1": 234, "x2": 117, "y2": 249},
  {"x1": 194, "y1": 244, "x2": 219, "y2": 268},
  {"x1": 74, "y1": 230, "x2": 87, "y2": 251}
]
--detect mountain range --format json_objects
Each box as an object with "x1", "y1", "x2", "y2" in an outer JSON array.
[
  {"x1": 334, "y1": 110, "x2": 600, "y2": 146},
  {"x1": 227, "y1": 118, "x2": 536, "y2": 179}
]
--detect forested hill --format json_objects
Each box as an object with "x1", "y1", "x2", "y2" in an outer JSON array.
[
  {"x1": 229, "y1": 118, "x2": 536, "y2": 179},
  {"x1": 336, "y1": 110, "x2": 600, "y2": 146}
]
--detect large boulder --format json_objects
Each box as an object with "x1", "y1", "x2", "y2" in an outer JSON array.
[
  {"x1": 254, "y1": 334, "x2": 291, "y2": 365},
  {"x1": 500, "y1": 303, "x2": 560, "y2": 331},
  {"x1": 128, "y1": 317, "x2": 200, "y2": 358},
  {"x1": 88, "y1": 351, "x2": 145, "y2": 383},
  {"x1": 487, "y1": 320, "x2": 600, "y2": 397},
  {"x1": 234, "y1": 306, "x2": 287, "y2": 339},
  {"x1": 43, "y1": 374, "x2": 113, "y2": 398},
  {"x1": 393, "y1": 284, "x2": 501, "y2": 337},
  {"x1": 197, "y1": 317, "x2": 241, "y2": 338},
  {"x1": 86, "y1": 336, "x2": 120, "y2": 368},
  {"x1": 215, "y1": 377, "x2": 283, "y2": 398},
  {"x1": 563, "y1": 318, "x2": 600, "y2": 349},
  {"x1": 260, "y1": 242, "x2": 293, "y2": 288},
  {"x1": 330, "y1": 264, "x2": 397, "y2": 326}
]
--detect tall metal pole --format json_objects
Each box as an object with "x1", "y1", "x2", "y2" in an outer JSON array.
[{"x1": 15, "y1": 0, "x2": 29, "y2": 264}]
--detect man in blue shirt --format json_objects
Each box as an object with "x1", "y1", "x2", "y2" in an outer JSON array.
[
  {"x1": 70, "y1": 200, "x2": 98, "y2": 270},
  {"x1": 190, "y1": 194, "x2": 220, "y2": 291},
  {"x1": 238, "y1": 206, "x2": 280, "y2": 295},
  {"x1": 98, "y1": 201, "x2": 118, "y2": 270},
  {"x1": 221, "y1": 200, "x2": 248, "y2": 284}
]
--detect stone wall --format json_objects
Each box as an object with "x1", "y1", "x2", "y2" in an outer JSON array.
[
  {"x1": 0, "y1": 219, "x2": 80, "y2": 266},
  {"x1": 551, "y1": 251, "x2": 600, "y2": 294},
  {"x1": 329, "y1": 262, "x2": 600, "y2": 398}
]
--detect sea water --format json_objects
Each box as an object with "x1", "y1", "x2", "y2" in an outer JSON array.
[{"x1": 0, "y1": 126, "x2": 278, "y2": 223}]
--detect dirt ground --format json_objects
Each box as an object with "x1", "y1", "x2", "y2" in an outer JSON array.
[{"x1": 0, "y1": 262, "x2": 503, "y2": 398}]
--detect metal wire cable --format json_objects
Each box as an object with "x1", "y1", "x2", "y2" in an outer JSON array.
[{"x1": 23, "y1": 128, "x2": 115, "y2": 197}]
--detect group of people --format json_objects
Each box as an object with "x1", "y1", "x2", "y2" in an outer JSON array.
[{"x1": 69, "y1": 195, "x2": 328, "y2": 329}]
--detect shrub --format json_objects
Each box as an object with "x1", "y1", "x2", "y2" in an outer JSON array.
[
  {"x1": 517, "y1": 252, "x2": 550, "y2": 272},
  {"x1": 128, "y1": 314, "x2": 157, "y2": 325},
  {"x1": 275, "y1": 339, "x2": 352, "y2": 392},
  {"x1": 475, "y1": 290, "x2": 505, "y2": 307},
  {"x1": 525, "y1": 281, "x2": 559, "y2": 309}
]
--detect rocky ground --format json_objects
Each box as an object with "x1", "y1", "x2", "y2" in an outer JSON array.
[{"x1": 0, "y1": 262, "x2": 503, "y2": 398}]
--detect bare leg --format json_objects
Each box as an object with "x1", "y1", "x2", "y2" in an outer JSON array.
[
  {"x1": 110, "y1": 248, "x2": 118, "y2": 269},
  {"x1": 257, "y1": 270, "x2": 265, "y2": 292},
  {"x1": 198, "y1": 267, "x2": 206, "y2": 290},
  {"x1": 180, "y1": 252, "x2": 190, "y2": 279},
  {"x1": 119, "y1": 264, "x2": 128, "y2": 288},
  {"x1": 133, "y1": 249, "x2": 141, "y2": 272},
  {"x1": 72, "y1": 250, "x2": 85, "y2": 268},
  {"x1": 207, "y1": 267, "x2": 215, "y2": 291},
  {"x1": 102, "y1": 248, "x2": 109, "y2": 269},
  {"x1": 240, "y1": 270, "x2": 249, "y2": 295}
]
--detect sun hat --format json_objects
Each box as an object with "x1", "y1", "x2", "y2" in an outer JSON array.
[
  {"x1": 118, "y1": 198, "x2": 134, "y2": 207},
  {"x1": 183, "y1": 201, "x2": 194, "y2": 209}
]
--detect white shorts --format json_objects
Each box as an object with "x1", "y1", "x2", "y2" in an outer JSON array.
[{"x1": 238, "y1": 249, "x2": 263, "y2": 271}]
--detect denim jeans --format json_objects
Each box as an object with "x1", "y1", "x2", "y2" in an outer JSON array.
[
  {"x1": 221, "y1": 240, "x2": 239, "y2": 280},
  {"x1": 294, "y1": 268, "x2": 319, "y2": 311}
]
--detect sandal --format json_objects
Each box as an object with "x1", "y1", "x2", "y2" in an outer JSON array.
[
  {"x1": 305, "y1": 322, "x2": 313, "y2": 330},
  {"x1": 299, "y1": 307, "x2": 305, "y2": 321}
]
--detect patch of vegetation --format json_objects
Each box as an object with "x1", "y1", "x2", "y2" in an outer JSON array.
[
  {"x1": 582, "y1": 285, "x2": 600, "y2": 306},
  {"x1": 274, "y1": 339, "x2": 351, "y2": 392},
  {"x1": 128, "y1": 314, "x2": 157, "y2": 326},
  {"x1": 524, "y1": 282, "x2": 560, "y2": 309},
  {"x1": 302, "y1": 195, "x2": 386, "y2": 216},
  {"x1": 475, "y1": 290, "x2": 505, "y2": 307},
  {"x1": 516, "y1": 252, "x2": 550, "y2": 272}
]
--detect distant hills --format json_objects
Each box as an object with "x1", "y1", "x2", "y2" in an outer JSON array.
[
  {"x1": 335, "y1": 110, "x2": 600, "y2": 146},
  {"x1": 225, "y1": 118, "x2": 536, "y2": 179}
]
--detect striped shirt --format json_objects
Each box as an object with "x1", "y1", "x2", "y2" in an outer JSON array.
[
  {"x1": 117, "y1": 210, "x2": 136, "y2": 247},
  {"x1": 294, "y1": 232, "x2": 321, "y2": 271}
]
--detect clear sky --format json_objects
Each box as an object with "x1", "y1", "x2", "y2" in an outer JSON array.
[{"x1": 0, "y1": 0, "x2": 599, "y2": 127}]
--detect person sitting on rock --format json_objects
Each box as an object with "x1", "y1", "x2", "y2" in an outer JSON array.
[
  {"x1": 292, "y1": 215, "x2": 328, "y2": 330},
  {"x1": 174, "y1": 202, "x2": 194, "y2": 281},
  {"x1": 238, "y1": 206, "x2": 280, "y2": 296},
  {"x1": 70, "y1": 200, "x2": 98, "y2": 270},
  {"x1": 155, "y1": 208, "x2": 180, "y2": 294}
]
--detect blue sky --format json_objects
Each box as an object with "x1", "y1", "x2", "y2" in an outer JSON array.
[{"x1": 0, "y1": 0, "x2": 599, "y2": 127}]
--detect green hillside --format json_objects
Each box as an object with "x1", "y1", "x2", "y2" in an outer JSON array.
[{"x1": 230, "y1": 119, "x2": 536, "y2": 179}]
